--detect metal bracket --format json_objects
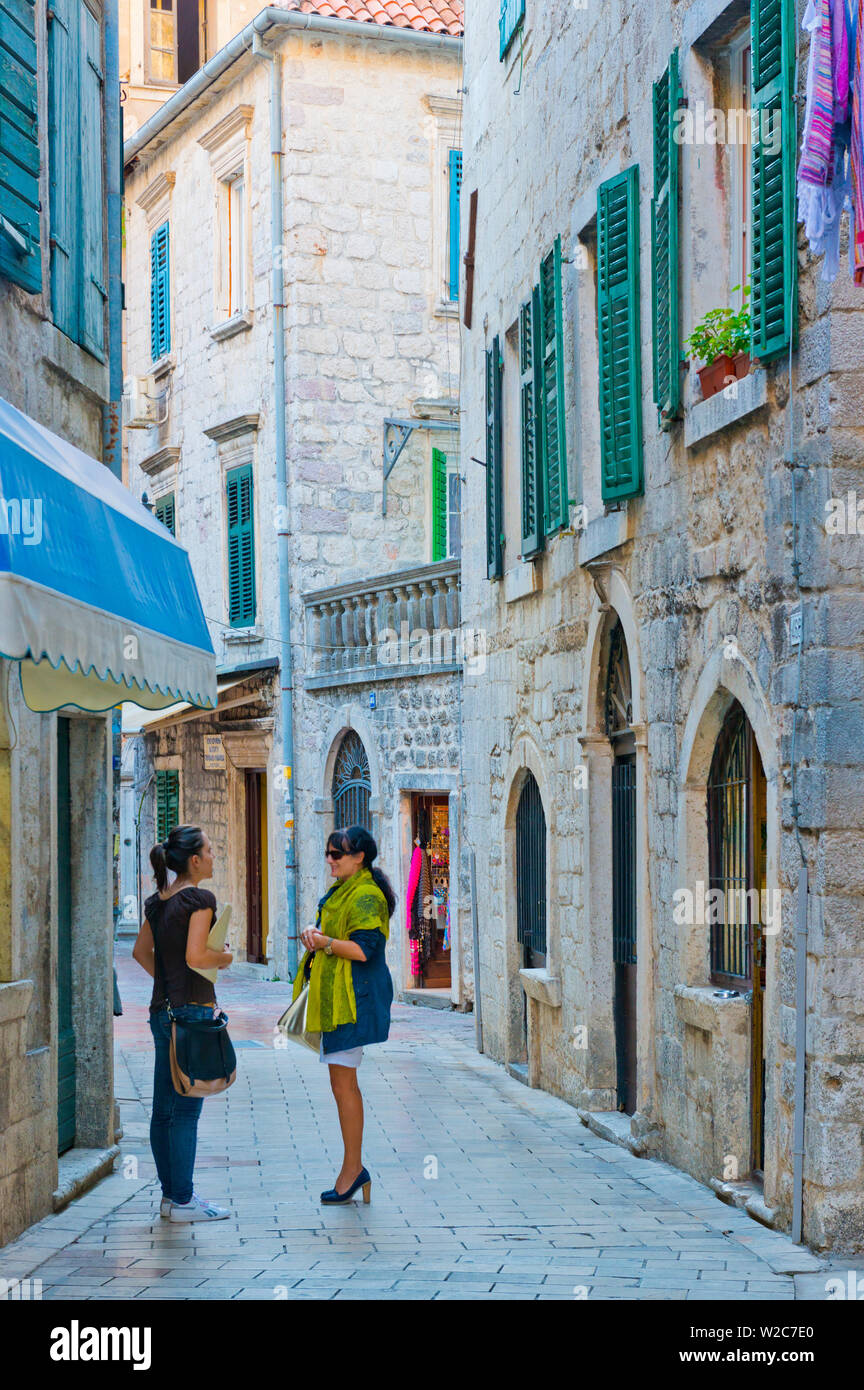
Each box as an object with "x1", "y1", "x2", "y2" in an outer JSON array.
[{"x1": 382, "y1": 416, "x2": 457, "y2": 515}]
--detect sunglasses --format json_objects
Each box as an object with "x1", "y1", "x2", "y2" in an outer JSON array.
[{"x1": 325, "y1": 847, "x2": 347, "y2": 860}]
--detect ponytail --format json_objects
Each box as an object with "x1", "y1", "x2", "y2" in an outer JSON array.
[
  {"x1": 330, "y1": 824, "x2": 396, "y2": 919},
  {"x1": 150, "y1": 841, "x2": 169, "y2": 893},
  {"x1": 150, "y1": 824, "x2": 206, "y2": 892}
]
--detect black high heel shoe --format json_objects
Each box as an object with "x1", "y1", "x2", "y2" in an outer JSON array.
[{"x1": 320, "y1": 1167, "x2": 371, "y2": 1205}]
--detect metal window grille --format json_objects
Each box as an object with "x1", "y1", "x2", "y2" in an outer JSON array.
[
  {"x1": 515, "y1": 772, "x2": 547, "y2": 957},
  {"x1": 707, "y1": 703, "x2": 752, "y2": 983},
  {"x1": 332, "y1": 731, "x2": 372, "y2": 833}
]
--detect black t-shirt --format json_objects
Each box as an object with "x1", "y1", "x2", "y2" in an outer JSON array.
[{"x1": 145, "y1": 886, "x2": 218, "y2": 1009}]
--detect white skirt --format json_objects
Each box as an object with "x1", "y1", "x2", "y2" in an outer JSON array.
[{"x1": 319, "y1": 1039, "x2": 364, "y2": 1068}]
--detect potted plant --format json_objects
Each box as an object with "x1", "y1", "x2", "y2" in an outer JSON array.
[{"x1": 685, "y1": 286, "x2": 752, "y2": 401}]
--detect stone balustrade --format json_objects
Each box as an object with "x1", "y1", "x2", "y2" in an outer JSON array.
[{"x1": 303, "y1": 559, "x2": 462, "y2": 688}]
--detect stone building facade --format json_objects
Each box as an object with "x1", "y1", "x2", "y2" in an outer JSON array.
[
  {"x1": 1, "y1": 0, "x2": 119, "y2": 1244},
  {"x1": 460, "y1": 0, "x2": 864, "y2": 1250},
  {"x1": 122, "y1": 5, "x2": 468, "y2": 998}
]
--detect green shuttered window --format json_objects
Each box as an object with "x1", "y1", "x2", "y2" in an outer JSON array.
[
  {"x1": 651, "y1": 49, "x2": 681, "y2": 424},
  {"x1": 0, "y1": 0, "x2": 42, "y2": 292},
  {"x1": 154, "y1": 492, "x2": 175, "y2": 536},
  {"x1": 432, "y1": 447, "x2": 448, "y2": 561},
  {"x1": 47, "y1": 0, "x2": 106, "y2": 357},
  {"x1": 540, "y1": 238, "x2": 568, "y2": 536},
  {"x1": 750, "y1": 0, "x2": 796, "y2": 362},
  {"x1": 519, "y1": 290, "x2": 542, "y2": 558},
  {"x1": 598, "y1": 165, "x2": 644, "y2": 503},
  {"x1": 227, "y1": 462, "x2": 255, "y2": 627},
  {"x1": 150, "y1": 221, "x2": 170, "y2": 362},
  {"x1": 499, "y1": 0, "x2": 525, "y2": 59},
  {"x1": 448, "y1": 149, "x2": 462, "y2": 301},
  {"x1": 485, "y1": 339, "x2": 504, "y2": 579},
  {"x1": 155, "y1": 770, "x2": 180, "y2": 845}
]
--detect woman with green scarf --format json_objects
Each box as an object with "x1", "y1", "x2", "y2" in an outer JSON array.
[{"x1": 296, "y1": 824, "x2": 395, "y2": 1205}]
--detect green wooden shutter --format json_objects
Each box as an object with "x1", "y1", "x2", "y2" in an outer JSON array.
[
  {"x1": 750, "y1": 0, "x2": 796, "y2": 362},
  {"x1": 0, "y1": 0, "x2": 42, "y2": 292},
  {"x1": 485, "y1": 338, "x2": 503, "y2": 579},
  {"x1": 432, "y1": 448, "x2": 448, "y2": 560},
  {"x1": 651, "y1": 48, "x2": 681, "y2": 424},
  {"x1": 540, "y1": 237, "x2": 568, "y2": 535},
  {"x1": 227, "y1": 462, "x2": 256, "y2": 626},
  {"x1": 598, "y1": 165, "x2": 644, "y2": 503},
  {"x1": 155, "y1": 491, "x2": 175, "y2": 535},
  {"x1": 448, "y1": 149, "x2": 462, "y2": 301},
  {"x1": 499, "y1": 0, "x2": 526, "y2": 59},
  {"x1": 79, "y1": 2, "x2": 106, "y2": 359},
  {"x1": 48, "y1": 0, "x2": 79, "y2": 339},
  {"x1": 155, "y1": 769, "x2": 180, "y2": 844},
  {"x1": 150, "y1": 221, "x2": 170, "y2": 361},
  {"x1": 520, "y1": 289, "x2": 543, "y2": 558}
]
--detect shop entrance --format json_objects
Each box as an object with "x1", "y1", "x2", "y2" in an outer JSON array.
[
  {"x1": 406, "y1": 793, "x2": 451, "y2": 990},
  {"x1": 244, "y1": 769, "x2": 268, "y2": 962}
]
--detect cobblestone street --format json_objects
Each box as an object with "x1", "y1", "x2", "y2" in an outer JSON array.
[{"x1": 0, "y1": 943, "x2": 835, "y2": 1302}]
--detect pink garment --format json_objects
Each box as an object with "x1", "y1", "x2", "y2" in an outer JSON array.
[
  {"x1": 833, "y1": 0, "x2": 850, "y2": 121},
  {"x1": 405, "y1": 846, "x2": 422, "y2": 976}
]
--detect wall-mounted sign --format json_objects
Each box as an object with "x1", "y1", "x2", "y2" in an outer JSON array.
[{"x1": 203, "y1": 734, "x2": 226, "y2": 771}]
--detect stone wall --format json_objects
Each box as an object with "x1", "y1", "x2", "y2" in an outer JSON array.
[{"x1": 461, "y1": 0, "x2": 864, "y2": 1250}]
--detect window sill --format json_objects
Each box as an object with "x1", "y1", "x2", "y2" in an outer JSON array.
[
  {"x1": 210, "y1": 312, "x2": 253, "y2": 343},
  {"x1": 578, "y1": 503, "x2": 633, "y2": 566},
  {"x1": 224, "y1": 627, "x2": 263, "y2": 645},
  {"x1": 684, "y1": 369, "x2": 768, "y2": 449},
  {"x1": 434, "y1": 300, "x2": 459, "y2": 320},
  {"x1": 504, "y1": 558, "x2": 542, "y2": 603},
  {"x1": 673, "y1": 983, "x2": 750, "y2": 1033},
  {"x1": 151, "y1": 352, "x2": 175, "y2": 382}
]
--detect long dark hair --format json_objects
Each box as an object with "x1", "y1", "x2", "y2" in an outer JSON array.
[
  {"x1": 329, "y1": 825, "x2": 396, "y2": 918},
  {"x1": 150, "y1": 824, "x2": 206, "y2": 893}
]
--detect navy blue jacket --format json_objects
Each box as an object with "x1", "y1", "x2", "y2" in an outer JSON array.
[{"x1": 315, "y1": 883, "x2": 393, "y2": 1053}]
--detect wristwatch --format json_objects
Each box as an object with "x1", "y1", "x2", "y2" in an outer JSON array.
[{"x1": 323, "y1": 938, "x2": 334, "y2": 955}]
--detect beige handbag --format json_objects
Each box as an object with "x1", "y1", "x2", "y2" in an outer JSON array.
[{"x1": 277, "y1": 983, "x2": 321, "y2": 1054}]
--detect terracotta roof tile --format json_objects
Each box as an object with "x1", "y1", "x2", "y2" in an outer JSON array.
[{"x1": 292, "y1": 0, "x2": 464, "y2": 37}]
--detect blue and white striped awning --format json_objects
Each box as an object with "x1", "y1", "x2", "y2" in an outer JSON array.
[{"x1": 0, "y1": 397, "x2": 216, "y2": 713}]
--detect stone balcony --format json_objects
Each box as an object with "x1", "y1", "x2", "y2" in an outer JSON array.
[{"x1": 303, "y1": 559, "x2": 468, "y2": 690}]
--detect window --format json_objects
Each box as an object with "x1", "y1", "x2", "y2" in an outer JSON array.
[
  {"x1": 651, "y1": 49, "x2": 682, "y2": 424},
  {"x1": 485, "y1": 339, "x2": 503, "y2": 579},
  {"x1": 226, "y1": 172, "x2": 246, "y2": 316},
  {"x1": 447, "y1": 150, "x2": 462, "y2": 301},
  {"x1": 432, "y1": 448, "x2": 461, "y2": 560},
  {"x1": 597, "y1": 166, "x2": 643, "y2": 502},
  {"x1": 0, "y1": 0, "x2": 41, "y2": 294},
  {"x1": 750, "y1": 0, "x2": 796, "y2": 359},
  {"x1": 729, "y1": 33, "x2": 752, "y2": 312},
  {"x1": 707, "y1": 702, "x2": 767, "y2": 987},
  {"x1": 154, "y1": 492, "x2": 175, "y2": 535},
  {"x1": 226, "y1": 462, "x2": 255, "y2": 627},
  {"x1": 155, "y1": 769, "x2": 180, "y2": 843},
  {"x1": 150, "y1": 221, "x2": 170, "y2": 361},
  {"x1": 147, "y1": 0, "x2": 205, "y2": 86},
  {"x1": 515, "y1": 771, "x2": 546, "y2": 965},
  {"x1": 518, "y1": 237, "x2": 568, "y2": 559},
  {"x1": 499, "y1": 0, "x2": 525, "y2": 60},
  {"x1": 48, "y1": 0, "x2": 106, "y2": 358},
  {"x1": 332, "y1": 731, "x2": 372, "y2": 833}
]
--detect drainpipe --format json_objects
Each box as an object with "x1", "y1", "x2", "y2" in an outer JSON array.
[
  {"x1": 252, "y1": 30, "x2": 299, "y2": 980},
  {"x1": 102, "y1": 0, "x2": 123, "y2": 478},
  {"x1": 791, "y1": 864, "x2": 809, "y2": 1244}
]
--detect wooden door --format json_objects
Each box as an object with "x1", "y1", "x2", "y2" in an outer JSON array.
[
  {"x1": 750, "y1": 735, "x2": 768, "y2": 1174},
  {"x1": 56, "y1": 718, "x2": 75, "y2": 1154},
  {"x1": 245, "y1": 770, "x2": 264, "y2": 963}
]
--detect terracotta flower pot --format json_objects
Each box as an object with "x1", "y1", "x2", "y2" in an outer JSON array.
[
  {"x1": 733, "y1": 351, "x2": 751, "y2": 379},
  {"x1": 697, "y1": 354, "x2": 737, "y2": 401}
]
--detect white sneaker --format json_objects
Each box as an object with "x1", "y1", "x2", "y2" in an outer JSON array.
[
  {"x1": 168, "y1": 1193, "x2": 230, "y2": 1223},
  {"x1": 159, "y1": 1197, "x2": 171, "y2": 1218}
]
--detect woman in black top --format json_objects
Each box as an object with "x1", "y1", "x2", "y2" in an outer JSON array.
[{"x1": 132, "y1": 824, "x2": 233, "y2": 1223}]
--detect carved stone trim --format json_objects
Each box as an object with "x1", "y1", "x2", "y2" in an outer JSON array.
[
  {"x1": 198, "y1": 105, "x2": 254, "y2": 154},
  {"x1": 204, "y1": 413, "x2": 260, "y2": 443},
  {"x1": 136, "y1": 170, "x2": 176, "y2": 216},
  {"x1": 139, "y1": 445, "x2": 180, "y2": 477}
]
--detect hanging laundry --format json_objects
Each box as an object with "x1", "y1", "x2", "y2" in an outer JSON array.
[
  {"x1": 799, "y1": 0, "x2": 842, "y2": 277},
  {"x1": 405, "y1": 844, "x2": 422, "y2": 977},
  {"x1": 853, "y1": 0, "x2": 864, "y2": 281}
]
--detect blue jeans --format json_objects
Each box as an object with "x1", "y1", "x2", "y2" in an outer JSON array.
[{"x1": 148, "y1": 1004, "x2": 217, "y2": 1206}]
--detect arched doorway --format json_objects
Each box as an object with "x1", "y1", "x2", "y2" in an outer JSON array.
[
  {"x1": 605, "y1": 619, "x2": 637, "y2": 1115},
  {"x1": 515, "y1": 770, "x2": 547, "y2": 1064},
  {"x1": 331, "y1": 730, "x2": 372, "y2": 832},
  {"x1": 707, "y1": 699, "x2": 768, "y2": 1174}
]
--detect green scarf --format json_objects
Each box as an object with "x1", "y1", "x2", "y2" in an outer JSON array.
[{"x1": 293, "y1": 867, "x2": 389, "y2": 1033}]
